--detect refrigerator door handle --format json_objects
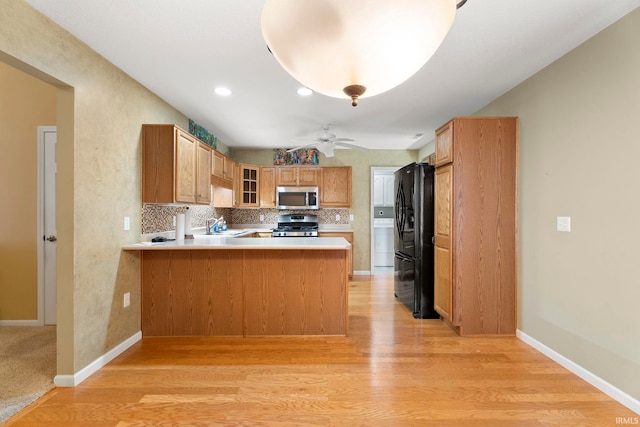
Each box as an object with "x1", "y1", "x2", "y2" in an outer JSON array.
[{"x1": 395, "y1": 183, "x2": 403, "y2": 238}]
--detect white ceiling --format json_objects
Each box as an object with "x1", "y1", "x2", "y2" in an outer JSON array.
[{"x1": 25, "y1": 0, "x2": 640, "y2": 151}]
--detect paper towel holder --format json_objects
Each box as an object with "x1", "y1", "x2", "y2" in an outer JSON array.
[{"x1": 184, "y1": 207, "x2": 194, "y2": 239}]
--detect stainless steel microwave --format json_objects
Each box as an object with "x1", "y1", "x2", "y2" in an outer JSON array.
[{"x1": 276, "y1": 186, "x2": 319, "y2": 210}]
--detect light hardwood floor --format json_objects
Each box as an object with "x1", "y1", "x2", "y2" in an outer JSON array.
[{"x1": 6, "y1": 275, "x2": 636, "y2": 426}]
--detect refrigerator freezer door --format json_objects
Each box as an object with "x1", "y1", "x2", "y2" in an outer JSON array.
[{"x1": 394, "y1": 252, "x2": 416, "y2": 314}]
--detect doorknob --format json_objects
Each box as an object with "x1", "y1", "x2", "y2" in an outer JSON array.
[{"x1": 44, "y1": 235, "x2": 57, "y2": 242}]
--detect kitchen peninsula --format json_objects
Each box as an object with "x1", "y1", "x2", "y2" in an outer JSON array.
[{"x1": 124, "y1": 235, "x2": 350, "y2": 337}]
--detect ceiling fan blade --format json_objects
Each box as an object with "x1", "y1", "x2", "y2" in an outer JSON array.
[
  {"x1": 335, "y1": 142, "x2": 368, "y2": 150},
  {"x1": 287, "y1": 143, "x2": 316, "y2": 152},
  {"x1": 333, "y1": 137, "x2": 355, "y2": 142}
]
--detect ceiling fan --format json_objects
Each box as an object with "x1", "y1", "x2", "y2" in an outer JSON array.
[{"x1": 287, "y1": 124, "x2": 368, "y2": 157}]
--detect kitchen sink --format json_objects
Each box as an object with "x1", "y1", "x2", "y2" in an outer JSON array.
[{"x1": 195, "y1": 230, "x2": 245, "y2": 238}]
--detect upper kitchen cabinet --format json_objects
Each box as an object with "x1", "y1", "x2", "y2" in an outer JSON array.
[
  {"x1": 237, "y1": 164, "x2": 260, "y2": 207},
  {"x1": 212, "y1": 150, "x2": 236, "y2": 208},
  {"x1": 276, "y1": 166, "x2": 320, "y2": 186},
  {"x1": 260, "y1": 167, "x2": 276, "y2": 208},
  {"x1": 142, "y1": 124, "x2": 212, "y2": 205},
  {"x1": 434, "y1": 120, "x2": 453, "y2": 167},
  {"x1": 320, "y1": 166, "x2": 352, "y2": 208},
  {"x1": 433, "y1": 117, "x2": 518, "y2": 336},
  {"x1": 196, "y1": 141, "x2": 212, "y2": 204},
  {"x1": 212, "y1": 150, "x2": 235, "y2": 186}
]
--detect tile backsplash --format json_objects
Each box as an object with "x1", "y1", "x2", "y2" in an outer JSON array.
[
  {"x1": 142, "y1": 204, "x2": 232, "y2": 234},
  {"x1": 142, "y1": 204, "x2": 350, "y2": 234},
  {"x1": 231, "y1": 208, "x2": 350, "y2": 225},
  {"x1": 141, "y1": 182, "x2": 351, "y2": 234}
]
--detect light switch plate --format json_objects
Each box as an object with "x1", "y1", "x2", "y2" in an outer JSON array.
[
  {"x1": 123, "y1": 292, "x2": 130, "y2": 307},
  {"x1": 557, "y1": 216, "x2": 571, "y2": 232},
  {"x1": 123, "y1": 216, "x2": 130, "y2": 231},
  {"x1": 349, "y1": 214, "x2": 354, "y2": 221}
]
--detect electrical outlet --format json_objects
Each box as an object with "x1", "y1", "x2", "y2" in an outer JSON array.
[
  {"x1": 123, "y1": 216, "x2": 130, "y2": 231},
  {"x1": 336, "y1": 214, "x2": 341, "y2": 221},
  {"x1": 123, "y1": 292, "x2": 130, "y2": 308},
  {"x1": 173, "y1": 216, "x2": 176, "y2": 226},
  {"x1": 349, "y1": 214, "x2": 354, "y2": 221},
  {"x1": 259, "y1": 214, "x2": 265, "y2": 222}
]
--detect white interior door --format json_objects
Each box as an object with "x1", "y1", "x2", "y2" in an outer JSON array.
[{"x1": 40, "y1": 126, "x2": 57, "y2": 325}]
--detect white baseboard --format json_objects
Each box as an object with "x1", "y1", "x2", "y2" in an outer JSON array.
[
  {"x1": 54, "y1": 331, "x2": 142, "y2": 387},
  {"x1": 517, "y1": 329, "x2": 640, "y2": 415},
  {"x1": 354, "y1": 270, "x2": 371, "y2": 276},
  {"x1": 0, "y1": 319, "x2": 43, "y2": 326}
]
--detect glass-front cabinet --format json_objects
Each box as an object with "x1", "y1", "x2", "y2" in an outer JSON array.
[{"x1": 238, "y1": 164, "x2": 259, "y2": 207}]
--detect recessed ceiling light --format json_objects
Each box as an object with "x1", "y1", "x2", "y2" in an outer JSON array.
[
  {"x1": 214, "y1": 87, "x2": 232, "y2": 96},
  {"x1": 297, "y1": 87, "x2": 313, "y2": 96}
]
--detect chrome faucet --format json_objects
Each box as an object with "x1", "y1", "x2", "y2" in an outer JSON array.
[{"x1": 206, "y1": 216, "x2": 224, "y2": 234}]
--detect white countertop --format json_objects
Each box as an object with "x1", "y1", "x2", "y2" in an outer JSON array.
[{"x1": 124, "y1": 231, "x2": 351, "y2": 251}]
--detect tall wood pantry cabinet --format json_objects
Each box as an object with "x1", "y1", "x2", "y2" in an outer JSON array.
[{"x1": 433, "y1": 117, "x2": 518, "y2": 336}]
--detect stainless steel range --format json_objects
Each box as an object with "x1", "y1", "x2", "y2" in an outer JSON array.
[{"x1": 272, "y1": 214, "x2": 319, "y2": 237}]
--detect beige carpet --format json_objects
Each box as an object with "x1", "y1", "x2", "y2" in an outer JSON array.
[{"x1": 0, "y1": 326, "x2": 56, "y2": 424}]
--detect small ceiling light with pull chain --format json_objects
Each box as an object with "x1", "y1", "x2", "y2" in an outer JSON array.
[{"x1": 262, "y1": 0, "x2": 468, "y2": 107}]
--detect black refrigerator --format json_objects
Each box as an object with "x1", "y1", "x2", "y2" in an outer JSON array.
[{"x1": 393, "y1": 162, "x2": 438, "y2": 319}]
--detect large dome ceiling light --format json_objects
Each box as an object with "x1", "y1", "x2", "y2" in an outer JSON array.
[{"x1": 262, "y1": 0, "x2": 467, "y2": 107}]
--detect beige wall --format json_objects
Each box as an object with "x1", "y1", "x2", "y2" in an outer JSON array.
[
  {"x1": 0, "y1": 1, "x2": 187, "y2": 375},
  {"x1": 0, "y1": 62, "x2": 56, "y2": 320},
  {"x1": 417, "y1": 140, "x2": 435, "y2": 161},
  {"x1": 231, "y1": 149, "x2": 418, "y2": 271},
  {"x1": 477, "y1": 7, "x2": 640, "y2": 400}
]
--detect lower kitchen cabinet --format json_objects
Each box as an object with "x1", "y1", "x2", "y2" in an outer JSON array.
[
  {"x1": 140, "y1": 248, "x2": 349, "y2": 336},
  {"x1": 319, "y1": 231, "x2": 353, "y2": 277}
]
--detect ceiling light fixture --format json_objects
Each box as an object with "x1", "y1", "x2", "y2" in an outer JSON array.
[
  {"x1": 297, "y1": 87, "x2": 313, "y2": 96},
  {"x1": 262, "y1": 0, "x2": 467, "y2": 107},
  {"x1": 214, "y1": 87, "x2": 232, "y2": 96}
]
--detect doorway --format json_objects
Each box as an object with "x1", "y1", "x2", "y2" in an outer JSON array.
[
  {"x1": 370, "y1": 167, "x2": 398, "y2": 275},
  {"x1": 38, "y1": 126, "x2": 57, "y2": 325}
]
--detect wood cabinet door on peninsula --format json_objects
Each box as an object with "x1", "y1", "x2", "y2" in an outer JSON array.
[
  {"x1": 320, "y1": 166, "x2": 352, "y2": 208},
  {"x1": 142, "y1": 124, "x2": 211, "y2": 204},
  {"x1": 318, "y1": 231, "x2": 353, "y2": 277}
]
